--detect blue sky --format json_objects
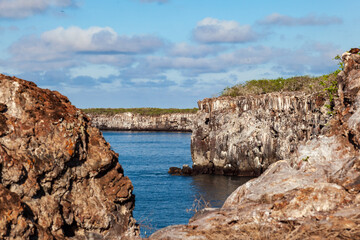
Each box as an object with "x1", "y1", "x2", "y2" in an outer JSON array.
[{"x1": 0, "y1": 0, "x2": 358, "y2": 108}]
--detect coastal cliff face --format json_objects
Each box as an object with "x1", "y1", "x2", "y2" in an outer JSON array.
[
  {"x1": 150, "y1": 52, "x2": 360, "y2": 239},
  {"x1": 88, "y1": 113, "x2": 195, "y2": 132},
  {"x1": 191, "y1": 92, "x2": 330, "y2": 176},
  {"x1": 0, "y1": 75, "x2": 138, "y2": 239}
]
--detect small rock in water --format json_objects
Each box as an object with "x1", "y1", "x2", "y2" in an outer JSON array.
[
  {"x1": 168, "y1": 165, "x2": 193, "y2": 176},
  {"x1": 168, "y1": 167, "x2": 182, "y2": 175},
  {"x1": 181, "y1": 164, "x2": 193, "y2": 175}
]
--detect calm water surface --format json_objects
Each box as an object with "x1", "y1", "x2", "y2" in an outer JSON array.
[{"x1": 102, "y1": 131, "x2": 252, "y2": 236}]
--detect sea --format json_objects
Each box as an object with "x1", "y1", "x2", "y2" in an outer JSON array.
[{"x1": 102, "y1": 131, "x2": 252, "y2": 236}]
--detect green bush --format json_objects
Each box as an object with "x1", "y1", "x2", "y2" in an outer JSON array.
[
  {"x1": 82, "y1": 107, "x2": 198, "y2": 116},
  {"x1": 221, "y1": 73, "x2": 338, "y2": 97}
]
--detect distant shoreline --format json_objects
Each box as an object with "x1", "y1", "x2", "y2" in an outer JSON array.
[
  {"x1": 82, "y1": 107, "x2": 198, "y2": 116},
  {"x1": 85, "y1": 109, "x2": 197, "y2": 132}
]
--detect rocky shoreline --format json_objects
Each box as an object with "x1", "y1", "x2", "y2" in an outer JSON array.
[
  {"x1": 150, "y1": 51, "x2": 360, "y2": 239},
  {"x1": 87, "y1": 112, "x2": 195, "y2": 132},
  {"x1": 1, "y1": 51, "x2": 360, "y2": 239}
]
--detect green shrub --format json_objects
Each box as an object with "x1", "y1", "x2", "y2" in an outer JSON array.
[{"x1": 221, "y1": 74, "x2": 339, "y2": 97}]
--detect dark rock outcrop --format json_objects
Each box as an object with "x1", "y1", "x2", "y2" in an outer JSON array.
[
  {"x1": 191, "y1": 92, "x2": 330, "y2": 176},
  {"x1": 0, "y1": 74, "x2": 139, "y2": 239},
  {"x1": 150, "y1": 52, "x2": 360, "y2": 239},
  {"x1": 168, "y1": 165, "x2": 193, "y2": 176},
  {"x1": 88, "y1": 113, "x2": 195, "y2": 132}
]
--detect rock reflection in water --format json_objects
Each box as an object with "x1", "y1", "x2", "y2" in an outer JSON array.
[{"x1": 190, "y1": 175, "x2": 253, "y2": 208}]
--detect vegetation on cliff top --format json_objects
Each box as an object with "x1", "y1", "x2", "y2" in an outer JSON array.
[
  {"x1": 221, "y1": 54, "x2": 344, "y2": 115},
  {"x1": 82, "y1": 107, "x2": 198, "y2": 116},
  {"x1": 221, "y1": 55, "x2": 343, "y2": 99},
  {"x1": 221, "y1": 73, "x2": 338, "y2": 97}
]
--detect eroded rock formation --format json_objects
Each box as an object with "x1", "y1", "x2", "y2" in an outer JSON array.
[
  {"x1": 191, "y1": 92, "x2": 330, "y2": 176},
  {"x1": 88, "y1": 113, "x2": 195, "y2": 132},
  {"x1": 0, "y1": 74, "x2": 138, "y2": 239},
  {"x1": 150, "y1": 52, "x2": 360, "y2": 239}
]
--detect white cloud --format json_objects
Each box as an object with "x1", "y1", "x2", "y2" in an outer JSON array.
[
  {"x1": 7, "y1": 26, "x2": 164, "y2": 71},
  {"x1": 69, "y1": 64, "x2": 120, "y2": 79},
  {"x1": 167, "y1": 43, "x2": 226, "y2": 58},
  {"x1": 0, "y1": 0, "x2": 76, "y2": 19},
  {"x1": 193, "y1": 17, "x2": 258, "y2": 43},
  {"x1": 258, "y1": 13, "x2": 342, "y2": 26},
  {"x1": 123, "y1": 43, "x2": 339, "y2": 79},
  {"x1": 40, "y1": 26, "x2": 164, "y2": 54}
]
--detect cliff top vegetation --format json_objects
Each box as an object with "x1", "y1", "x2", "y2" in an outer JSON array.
[
  {"x1": 221, "y1": 72, "x2": 338, "y2": 97},
  {"x1": 82, "y1": 107, "x2": 198, "y2": 116}
]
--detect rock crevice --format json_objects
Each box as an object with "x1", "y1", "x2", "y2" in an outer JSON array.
[
  {"x1": 0, "y1": 74, "x2": 139, "y2": 239},
  {"x1": 191, "y1": 92, "x2": 330, "y2": 176}
]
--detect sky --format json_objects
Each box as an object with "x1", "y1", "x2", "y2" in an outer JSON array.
[{"x1": 0, "y1": 0, "x2": 358, "y2": 108}]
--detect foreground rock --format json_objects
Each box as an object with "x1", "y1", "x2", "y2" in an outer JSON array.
[
  {"x1": 0, "y1": 74, "x2": 139, "y2": 239},
  {"x1": 191, "y1": 93, "x2": 330, "y2": 176},
  {"x1": 88, "y1": 112, "x2": 195, "y2": 132},
  {"x1": 150, "y1": 52, "x2": 360, "y2": 239}
]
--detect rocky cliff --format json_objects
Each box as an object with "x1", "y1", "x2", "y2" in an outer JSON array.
[
  {"x1": 150, "y1": 52, "x2": 360, "y2": 239},
  {"x1": 0, "y1": 74, "x2": 139, "y2": 239},
  {"x1": 191, "y1": 92, "x2": 330, "y2": 176},
  {"x1": 87, "y1": 113, "x2": 195, "y2": 132}
]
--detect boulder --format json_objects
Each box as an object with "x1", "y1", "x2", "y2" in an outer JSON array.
[{"x1": 0, "y1": 74, "x2": 139, "y2": 239}]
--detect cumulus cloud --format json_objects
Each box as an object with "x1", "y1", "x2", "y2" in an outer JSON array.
[
  {"x1": 273, "y1": 42, "x2": 342, "y2": 74},
  {"x1": 39, "y1": 26, "x2": 164, "y2": 54},
  {"x1": 122, "y1": 45, "x2": 274, "y2": 78},
  {"x1": 121, "y1": 42, "x2": 339, "y2": 79},
  {"x1": 258, "y1": 13, "x2": 343, "y2": 26},
  {"x1": 0, "y1": 0, "x2": 77, "y2": 19},
  {"x1": 7, "y1": 26, "x2": 164, "y2": 70},
  {"x1": 193, "y1": 17, "x2": 258, "y2": 43}
]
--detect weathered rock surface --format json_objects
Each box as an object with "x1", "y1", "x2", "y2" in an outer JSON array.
[
  {"x1": 150, "y1": 52, "x2": 360, "y2": 239},
  {"x1": 191, "y1": 92, "x2": 330, "y2": 176},
  {"x1": 0, "y1": 74, "x2": 139, "y2": 239},
  {"x1": 88, "y1": 113, "x2": 195, "y2": 132}
]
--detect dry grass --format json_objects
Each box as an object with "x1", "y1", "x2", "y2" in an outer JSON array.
[{"x1": 186, "y1": 194, "x2": 212, "y2": 214}]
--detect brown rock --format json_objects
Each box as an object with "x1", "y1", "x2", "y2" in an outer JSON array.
[
  {"x1": 0, "y1": 74, "x2": 139, "y2": 239},
  {"x1": 349, "y1": 48, "x2": 360, "y2": 54},
  {"x1": 168, "y1": 167, "x2": 182, "y2": 175},
  {"x1": 150, "y1": 52, "x2": 360, "y2": 239},
  {"x1": 0, "y1": 103, "x2": 7, "y2": 112}
]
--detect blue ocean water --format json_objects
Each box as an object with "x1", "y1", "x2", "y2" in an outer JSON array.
[{"x1": 102, "y1": 131, "x2": 252, "y2": 236}]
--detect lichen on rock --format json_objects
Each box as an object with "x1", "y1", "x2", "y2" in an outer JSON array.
[{"x1": 0, "y1": 74, "x2": 139, "y2": 239}]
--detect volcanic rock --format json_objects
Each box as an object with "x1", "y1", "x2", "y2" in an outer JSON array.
[
  {"x1": 88, "y1": 112, "x2": 195, "y2": 132},
  {"x1": 150, "y1": 53, "x2": 360, "y2": 239},
  {"x1": 0, "y1": 74, "x2": 139, "y2": 239},
  {"x1": 191, "y1": 88, "x2": 330, "y2": 176}
]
